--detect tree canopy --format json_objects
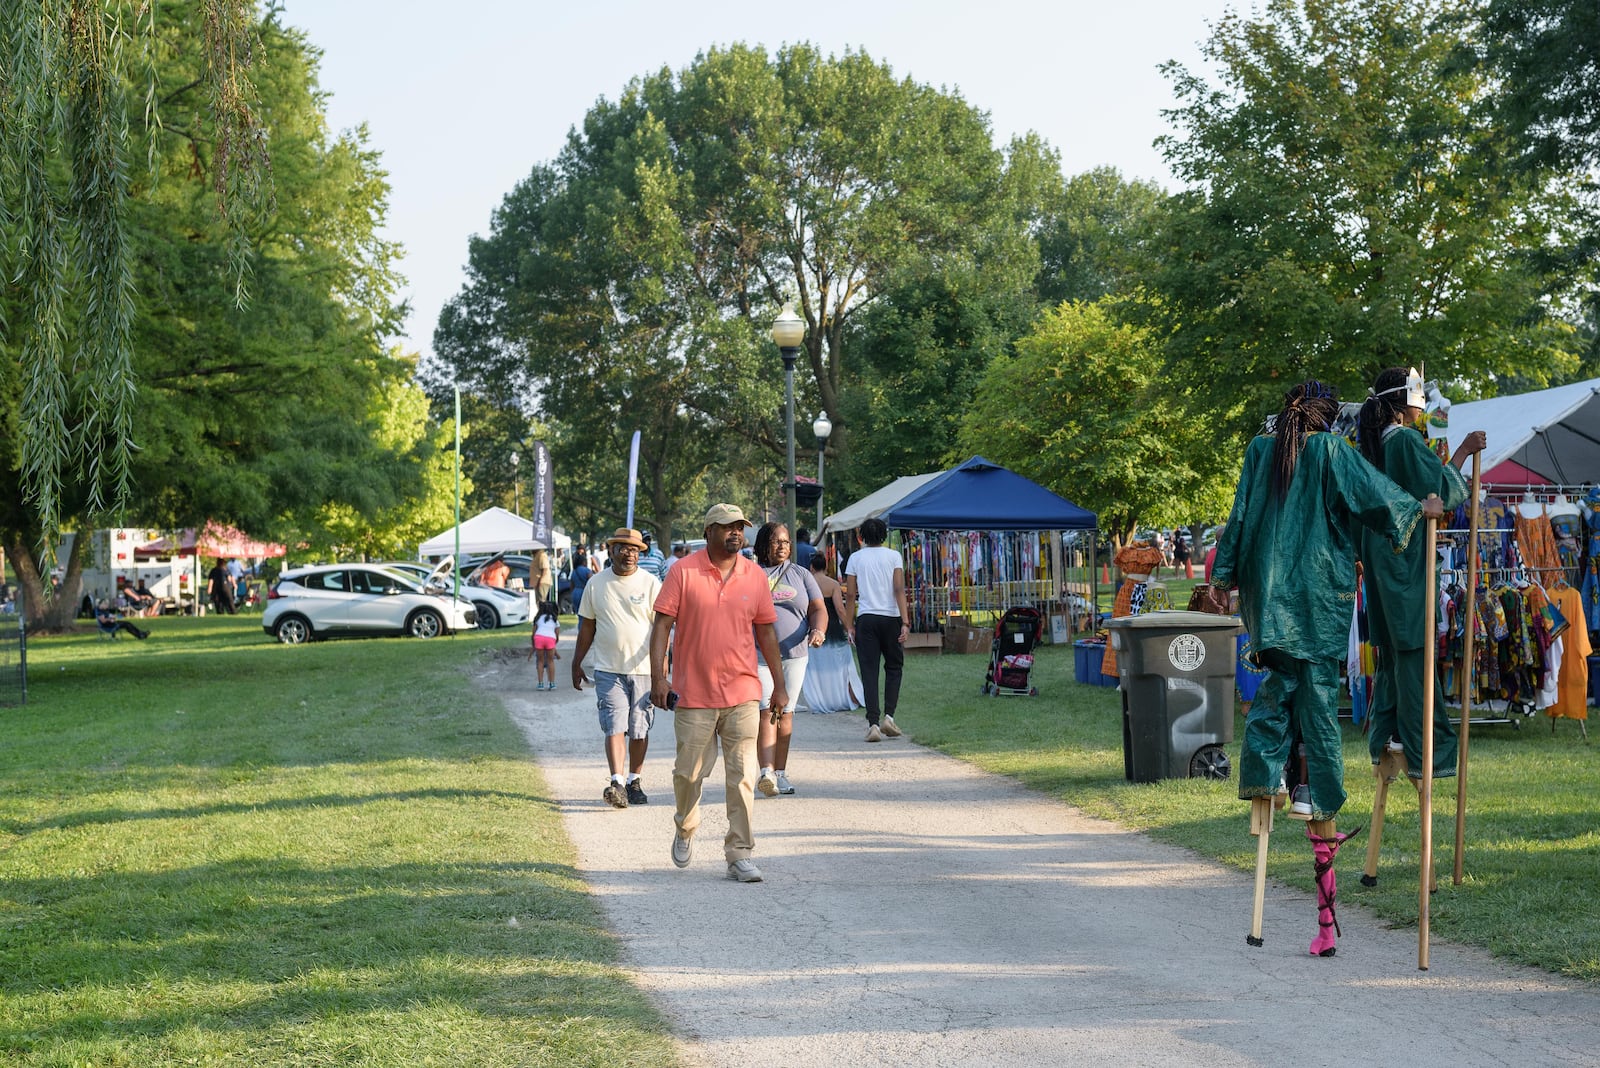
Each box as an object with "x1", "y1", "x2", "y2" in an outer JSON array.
[
  {"x1": 959, "y1": 300, "x2": 1232, "y2": 544},
  {"x1": 1, "y1": 4, "x2": 421, "y2": 626},
  {"x1": 431, "y1": 43, "x2": 1049, "y2": 539},
  {"x1": 1145, "y1": 0, "x2": 1587, "y2": 442}
]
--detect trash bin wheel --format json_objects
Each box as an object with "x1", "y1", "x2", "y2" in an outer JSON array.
[{"x1": 1189, "y1": 745, "x2": 1231, "y2": 780}]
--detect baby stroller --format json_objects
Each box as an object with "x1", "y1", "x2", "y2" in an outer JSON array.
[{"x1": 982, "y1": 606, "x2": 1043, "y2": 696}]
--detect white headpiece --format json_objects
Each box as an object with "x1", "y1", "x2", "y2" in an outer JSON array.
[{"x1": 1370, "y1": 367, "x2": 1425, "y2": 408}]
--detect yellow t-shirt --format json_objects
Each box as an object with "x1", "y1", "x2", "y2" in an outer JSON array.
[{"x1": 578, "y1": 567, "x2": 661, "y2": 675}]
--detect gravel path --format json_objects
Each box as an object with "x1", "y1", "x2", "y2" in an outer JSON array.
[{"x1": 480, "y1": 648, "x2": 1600, "y2": 1067}]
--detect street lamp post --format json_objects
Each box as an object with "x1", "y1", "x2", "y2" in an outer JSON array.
[
  {"x1": 812, "y1": 412, "x2": 832, "y2": 533},
  {"x1": 771, "y1": 307, "x2": 806, "y2": 536}
]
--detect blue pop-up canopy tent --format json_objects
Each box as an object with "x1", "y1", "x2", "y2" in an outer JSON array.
[{"x1": 881, "y1": 456, "x2": 1097, "y2": 530}]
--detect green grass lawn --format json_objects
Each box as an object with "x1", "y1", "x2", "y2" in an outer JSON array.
[
  {"x1": 0, "y1": 616, "x2": 680, "y2": 1067},
  {"x1": 905, "y1": 641, "x2": 1600, "y2": 983}
]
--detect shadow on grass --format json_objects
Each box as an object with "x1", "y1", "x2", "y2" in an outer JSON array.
[
  {"x1": 0, "y1": 786, "x2": 559, "y2": 838},
  {"x1": 0, "y1": 855, "x2": 660, "y2": 1045}
]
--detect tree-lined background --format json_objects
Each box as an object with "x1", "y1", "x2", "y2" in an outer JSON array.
[{"x1": 3, "y1": 0, "x2": 1596, "y2": 628}]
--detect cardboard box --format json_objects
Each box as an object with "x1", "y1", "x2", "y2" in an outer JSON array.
[
  {"x1": 904, "y1": 631, "x2": 943, "y2": 655},
  {"x1": 942, "y1": 625, "x2": 991, "y2": 655}
]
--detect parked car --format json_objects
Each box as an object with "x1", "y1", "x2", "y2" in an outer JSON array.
[
  {"x1": 263, "y1": 564, "x2": 476, "y2": 644},
  {"x1": 382, "y1": 561, "x2": 531, "y2": 631},
  {"x1": 461, "y1": 552, "x2": 573, "y2": 613}
]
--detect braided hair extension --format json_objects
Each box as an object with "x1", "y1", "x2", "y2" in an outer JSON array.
[
  {"x1": 1358, "y1": 366, "x2": 1411, "y2": 467},
  {"x1": 1270, "y1": 380, "x2": 1340, "y2": 504}
]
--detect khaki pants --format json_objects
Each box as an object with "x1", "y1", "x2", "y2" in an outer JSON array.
[{"x1": 672, "y1": 702, "x2": 759, "y2": 862}]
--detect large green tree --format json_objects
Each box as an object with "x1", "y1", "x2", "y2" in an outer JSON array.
[
  {"x1": 959, "y1": 300, "x2": 1233, "y2": 545},
  {"x1": 1144, "y1": 0, "x2": 1587, "y2": 442},
  {"x1": 0, "y1": 0, "x2": 271, "y2": 549},
  {"x1": 432, "y1": 44, "x2": 1050, "y2": 538},
  {"x1": 1, "y1": 6, "x2": 417, "y2": 626}
]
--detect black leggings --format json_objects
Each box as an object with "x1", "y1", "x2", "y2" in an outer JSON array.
[{"x1": 855, "y1": 613, "x2": 904, "y2": 724}]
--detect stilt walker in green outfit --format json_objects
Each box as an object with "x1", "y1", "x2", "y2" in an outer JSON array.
[
  {"x1": 1211, "y1": 380, "x2": 1444, "y2": 957},
  {"x1": 1355, "y1": 367, "x2": 1486, "y2": 889}
]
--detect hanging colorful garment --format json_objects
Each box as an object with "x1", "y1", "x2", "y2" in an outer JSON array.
[{"x1": 1548, "y1": 583, "x2": 1591, "y2": 721}]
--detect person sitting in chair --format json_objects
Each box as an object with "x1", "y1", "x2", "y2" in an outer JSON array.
[{"x1": 96, "y1": 599, "x2": 150, "y2": 640}]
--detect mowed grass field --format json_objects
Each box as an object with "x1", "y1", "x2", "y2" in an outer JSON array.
[
  {"x1": 2, "y1": 610, "x2": 1594, "y2": 1066},
  {"x1": 0, "y1": 614, "x2": 681, "y2": 1067}
]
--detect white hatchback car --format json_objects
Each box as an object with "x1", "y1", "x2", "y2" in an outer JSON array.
[{"x1": 263, "y1": 564, "x2": 477, "y2": 644}]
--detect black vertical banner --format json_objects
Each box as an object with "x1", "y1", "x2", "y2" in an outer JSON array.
[{"x1": 531, "y1": 441, "x2": 554, "y2": 547}]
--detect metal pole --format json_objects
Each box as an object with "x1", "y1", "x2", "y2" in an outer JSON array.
[
  {"x1": 816, "y1": 441, "x2": 826, "y2": 533},
  {"x1": 782, "y1": 347, "x2": 798, "y2": 535}
]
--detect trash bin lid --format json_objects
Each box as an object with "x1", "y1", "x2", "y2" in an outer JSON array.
[{"x1": 1107, "y1": 610, "x2": 1242, "y2": 632}]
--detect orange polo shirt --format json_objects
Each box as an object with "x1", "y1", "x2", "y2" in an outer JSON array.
[{"x1": 653, "y1": 549, "x2": 776, "y2": 708}]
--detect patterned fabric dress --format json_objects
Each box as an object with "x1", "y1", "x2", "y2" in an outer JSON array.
[{"x1": 1102, "y1": 542, "x2": 1164, "y2": 675}]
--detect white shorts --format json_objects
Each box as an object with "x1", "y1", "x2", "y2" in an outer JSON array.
[{"x1": 758, "y1": 657, "x2": 810, "y2": 713}]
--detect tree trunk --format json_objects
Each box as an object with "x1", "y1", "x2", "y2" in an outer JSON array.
[{"x1": 3, "y1": 530, "x2": 86, "y2": 634}]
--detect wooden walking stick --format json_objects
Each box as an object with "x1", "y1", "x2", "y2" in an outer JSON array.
[
  {"x1": 1454, "y1": 452, "x2": 1482, "y2": 885},
  {"x1": 1419, "y1": 504, "x2": 1438, "y2": 971}
]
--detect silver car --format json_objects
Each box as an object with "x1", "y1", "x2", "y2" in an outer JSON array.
[
  {"x1": 262, "y1": 564, "x2": 477, "y2": 644},
  {"x1": 383, "y1": 561, "x2": 531, "y2": 630}
]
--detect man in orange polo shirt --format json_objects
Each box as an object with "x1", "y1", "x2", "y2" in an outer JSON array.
[{"x1": 651, "y1": 503, "x2": 787, "y2": 883}]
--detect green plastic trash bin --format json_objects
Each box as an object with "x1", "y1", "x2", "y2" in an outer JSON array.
[{"x1": 1108, "y1": 610, "x2": 1243, "y2": 782}]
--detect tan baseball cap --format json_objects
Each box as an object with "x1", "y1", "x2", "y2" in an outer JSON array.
[{"x1": 703, "y1": 503, "x2": 747, "y2": 527}]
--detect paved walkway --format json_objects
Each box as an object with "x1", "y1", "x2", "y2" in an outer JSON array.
[{"x1": 481, "y1": 649, "x2": 1600, "y2": 1067}]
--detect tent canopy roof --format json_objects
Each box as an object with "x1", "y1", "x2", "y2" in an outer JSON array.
[
  {"x1": 135, "y1": 521, "x2": 285, "y2": 560},
  {"x1": 819, "y1": 473, "x2": 942, "y2": 535},
  {"x1": 882, "y1": 456, "x2": 1096, "y2": 531},
  {"x1": 419, "y1": 507, "x2": 569, "y2": 556},
  {"x1": 1446, "y1": 377, "x2": 1600, "y2": 485}
]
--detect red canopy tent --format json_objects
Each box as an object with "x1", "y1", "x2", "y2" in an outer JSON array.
[{"x1": 135, "y1": 522, "x2": 286, "y2": 561}]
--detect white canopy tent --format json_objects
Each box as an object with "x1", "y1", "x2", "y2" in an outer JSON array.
[
  {"x1": 419, "y1": 507, "x2": 560, "y2": 557},
  {"x1": 1445, "y1": 376, "x2": 1600, "y2": 485},
  {"x1": 819, "y1": 473, "x2": 941, "y2": 536}
]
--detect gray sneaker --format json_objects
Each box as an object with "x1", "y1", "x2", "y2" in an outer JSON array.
[
  {"x1": 671, "y1": 833, "x2": 692, "y2": 868},
  {"x1": 756, "y1": 770, "x2": 779, "y2": 797},
  {"x1": 1288, "y1": 785, "x2": 1313, "y2": 821},
  {"x1": 775, "y1": 770, "x2": 795, "y2": 795},
  {"x1": 880, "y1": 715, "x2": 903, "y2": 737},
  {"x1": 603, "y1": 781, "x2": 628, "y2": 809},
  {"x1": 727, "y1": 859, "x2": 764, "y2": 882},
  {"x1": 865, "y1": 723, "x2": 884, "y2": 743}
]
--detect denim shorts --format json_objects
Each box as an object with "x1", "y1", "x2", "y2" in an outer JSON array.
[{"x1": 595, "y1": 670, "x2": 656, "y2": 739}]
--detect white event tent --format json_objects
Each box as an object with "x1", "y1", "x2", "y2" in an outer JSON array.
[
  {"x1": 1445, "y1": 376, "x2": 1600, "y2": 485},
  {"x1": 419, "y1": 507, "x2": 570, "y2": 557},
  {"x1": 819, "y1": 473, "x2": 942, "y2": 536}
]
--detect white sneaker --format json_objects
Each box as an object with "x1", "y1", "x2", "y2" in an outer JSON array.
[
  {"x1": 727, "y1": 859, "x2": 764, "y2": 882},
  {"x1": 865, "y1": 724, "x2": 884, "y2": 743},
  {"x1": 756, "y1": 770, "x2": 779, "y2": 797},
  {"x1": 775, "y1": 771, "x2": 795, "y2": 795},
  {"x1": 880, "y1": 715, "x2": 902, "y2": 737}
]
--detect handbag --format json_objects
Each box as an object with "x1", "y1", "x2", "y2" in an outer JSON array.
[{"x1": 1187, "y1": 584, "x2": 1231, "y2": 616}]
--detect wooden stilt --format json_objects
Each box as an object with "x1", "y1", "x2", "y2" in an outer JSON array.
[
  {"x1": 1454, "y1": 452, "x2": 1482, "y2": 886},
  {"x1": 1361, "y1": 751, "x2": 1401, "y2": 887},
  {"x1": 1420, "y1": 510, "x2": 1438, "y2": 971},
  {"x1": 1248, "y1": 796, "x2": 1273, "y2": 947}
]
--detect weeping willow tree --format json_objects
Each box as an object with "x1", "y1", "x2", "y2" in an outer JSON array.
[{"x1": 0, "y1": 0, "x2": 271, "y2": 560}]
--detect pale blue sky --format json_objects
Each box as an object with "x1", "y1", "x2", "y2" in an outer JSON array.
[{"x1": 279, "y1": 0, "x2": 1241, "y2": 361}]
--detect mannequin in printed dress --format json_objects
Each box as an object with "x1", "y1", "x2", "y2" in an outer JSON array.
[{"x1": 1101, "y1": 539, "x2": 1164, "y2": 675}]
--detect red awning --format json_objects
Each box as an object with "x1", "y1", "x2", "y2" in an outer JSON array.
[{"x1": 135, "y1": 521, "x2": 286, "y2": 560}]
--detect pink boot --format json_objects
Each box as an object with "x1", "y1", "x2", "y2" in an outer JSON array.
[{"x1": 1307, "y1": 825, "x2": 1363, "y2": 957}]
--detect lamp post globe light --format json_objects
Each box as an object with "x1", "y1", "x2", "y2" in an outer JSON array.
[
  {"x1": 510, "y1": 451, "x2": 520, "y2": 515},
  {"x1": 771, "y1": 306, "x2": 806, "y2": 535},
  {"x1": 812, "y1": 412, "x2": 832, "y2": 533}
]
